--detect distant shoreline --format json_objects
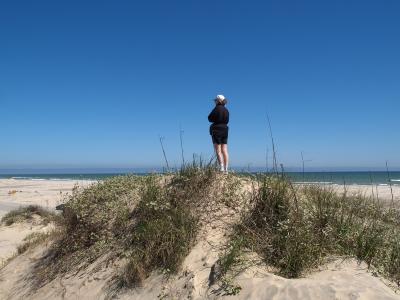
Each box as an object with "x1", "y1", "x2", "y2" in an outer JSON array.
[{"x1": 1, "y1": 170, "x2": 400, "y2": 186}]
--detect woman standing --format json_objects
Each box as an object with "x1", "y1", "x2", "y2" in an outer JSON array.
[{"x1": 208, "y1": 94, "x2": 229, "y2": 173}]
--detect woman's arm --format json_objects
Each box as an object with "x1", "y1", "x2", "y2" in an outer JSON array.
[{"x1": 208, "y1": 107, "x2": 217, "y2": 123}]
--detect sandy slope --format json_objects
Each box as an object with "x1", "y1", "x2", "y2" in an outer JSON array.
[
  {"x1": 235, "y1": 259, "x2": 399, "y2": 300},
  {"x1": 0, "y1": 179, "x2": 94, "y2": 265},
  {"x1": 0, "y1": 178, "x2": 399, "y2": 299},
  {"x1": 3, "y1": 244, "x2": 398, "y2": 300},
  {"x1": 0, "y1": 222, "x2": 54, "y2": 266},
  {"x1": 0, "y1": 179, "x2": 95, "y2": 218}
]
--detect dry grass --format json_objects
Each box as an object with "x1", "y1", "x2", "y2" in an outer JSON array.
[
  {"x1": 6, "y1": 167, "x2": 399, "y2": 296},
  {"x1": 222, "y1": 174, "x2": 400, "y2": 286},
  {"x1": 1, "y1": 205, "x2": 58, "y2": 226},
  {"x1": 17, "y1": 231, "x2": 56, "y2": 254},
  {"x1": 119, "y1": 176, "x2": 199, "y2": 287},
  {"x1": 29, "y1": 162, "x2": 224, "y2": 289}
]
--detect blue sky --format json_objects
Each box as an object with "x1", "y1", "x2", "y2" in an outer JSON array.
[{"x1": 1, "y1": 0, "x2": 399, "y2": 170}]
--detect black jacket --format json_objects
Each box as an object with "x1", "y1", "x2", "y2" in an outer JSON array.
[
  {"x1": 208, "y1": 104, "x2": 229, "y2": 125},
  {"x1": 208, "y1": 104, "x2": 229, "y2": 135}
]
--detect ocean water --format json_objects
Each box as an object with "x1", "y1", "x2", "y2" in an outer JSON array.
[
  {"x1": 0, "y1": 170, "x2": 399, "y2": 186},
  {"x1": 284, "y1": 171, "x2": 400, "y2": 186}
]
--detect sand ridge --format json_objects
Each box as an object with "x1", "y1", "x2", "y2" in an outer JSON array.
[{"x1": 0, "y1": 178, "x2": 399, "y2": 299}]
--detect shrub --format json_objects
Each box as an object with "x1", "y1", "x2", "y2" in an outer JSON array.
[
  {"x1": 121, "y1": 177, "x2": 198, "y2": 287},
  {"x1": 1, "y1": 205, "x2": 58, "y2": 226},
  {"x1": 231, "y1": 175, "x2": 400, "y2": 283},
  {"x1": 31, "y1": 164, "x2": 221, "y2": 289}
]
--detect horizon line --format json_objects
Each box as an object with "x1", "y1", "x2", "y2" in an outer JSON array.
[{"x1": 1, "y1": 166, "x2": 400, "y2": 174}]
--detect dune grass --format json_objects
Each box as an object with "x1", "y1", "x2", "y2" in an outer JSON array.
[
  {"x1": 31, "y1": 175, "x2": 146, "y2": 284},
  {"x1": 5, "y1": 166, "x2": 399, "y2": 294},
  {"x1": 1, "y1": 205, "x2": 58, "y2": 226},
  {"x1": 120, "y1": 176, "x2": 199, "y2": 286},
  {"x1": 221, "y1": 174, "x2": 400, "y2": 286},
  {"x1": 17, "y1": 231, "x2": 54, "y2": 254},
  {"x1": 30, "y1": 162, "x2": 221, "y2": 288},
  {"x1": 120, "y1": 161, "x2": 222, "y2": 287}
]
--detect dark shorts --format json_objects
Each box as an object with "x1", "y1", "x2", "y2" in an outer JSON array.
[{"x1": 210, "y1": 125, "x2": 228, "y2": 145}]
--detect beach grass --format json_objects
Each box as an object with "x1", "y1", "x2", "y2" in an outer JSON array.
[
  {"x1": 220, "y1": 174, "x2": 400, "y2": 286},
  {"x1": 1, "y1": 205, "x2": 58, "y2": 226},
  {"x1": 28, "y1": 161, "x2": 222, "y2": 288},
  {"x1": 17, "y1": 231, "x2": 55, "y2": 254},
  {"x1": 120, "y1": 176, "x2": 199, "y2": 286},
  {"x1": 4, "y1": 165, "x2": 400, "y2": 294}
]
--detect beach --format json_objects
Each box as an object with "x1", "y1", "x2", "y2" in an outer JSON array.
[
  {"x1": 1, "y1": 177, "x2": 400, "y2": 299},
  {"x1": 1, "y1": 178, "x2": 399, "y2": 265},
  {"x1": 1, "y1": 177, "x2": 399, "y2": 216},
  {"x1": 0, "y1": 178, "x2": 95, "y2": 218},
  {"x1": 0, "y1": 179, "x2": 94, "y2": 265}
]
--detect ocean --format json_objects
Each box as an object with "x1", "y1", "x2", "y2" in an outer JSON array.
[{"x1": 0, "y1": 170, "x2": 399, "y2": 186}]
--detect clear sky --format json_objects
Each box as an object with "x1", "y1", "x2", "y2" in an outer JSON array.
[{"x1": 1, "y1": 0, "x2": 399, "y2": 171}]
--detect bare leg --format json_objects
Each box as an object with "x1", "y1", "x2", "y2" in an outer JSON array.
[
  {"x1": 221, "y1": 144, "x2": 229, "y2": 172},
  {"x1": 213, "y1": 144, "x2": 223, "y2": 170}
]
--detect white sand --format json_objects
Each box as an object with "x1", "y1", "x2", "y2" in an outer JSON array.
[
  {"x1": 234, "y1": 258, "x2": 399, "y2": 300},
  {"x1": 0, "y1": 178, "x2": 399, "y2": 299},
  {"x1": 0, "y1": 222, "x2": 54, "y2": 266},
  {"x1": 334, "y1": 184, "x2": 400, "y2": 204},
  {"x1": 0, "y1": 179, "x2": 94, "y2": 265},
  {"x1": 0, "y1": 179, "x2": 95, "y2": 218}
]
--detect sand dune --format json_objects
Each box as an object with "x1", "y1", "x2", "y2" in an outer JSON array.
[
  {"x1": 0, "y1": 179, "x2": 95, "y2": 218},
  {"x1": 0, "y1": 178, "x2": 399, "y2": 299}
]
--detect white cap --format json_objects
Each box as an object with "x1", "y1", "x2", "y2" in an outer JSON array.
[{"x1": 215, "y1": 94, "x2": 225, "y2": 101}]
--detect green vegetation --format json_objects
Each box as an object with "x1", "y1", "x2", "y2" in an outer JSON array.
[
  {"x1": 213, "y1": 237, "x2": 245, "y2": 296},
  {"x1": 224, "y1": 175, "x2": 400, "y2": 286},
  {"x1": 1, "y1": 205, "x2": 58, "y2": 226},
  {"x1": 32, "y1": 175, "x2": 146, "y2": 285},
  {"x1": 120, "y1": 176, "x2": 199, "y2": 287},
  {"x1": 31, "y1": 162, "x2": 225, "y2": 288},
  {"x1": 4, "y1": 166, "x2": 400, "y2": 294}
]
